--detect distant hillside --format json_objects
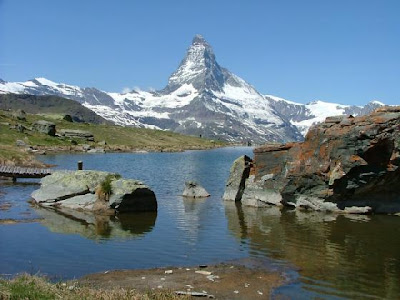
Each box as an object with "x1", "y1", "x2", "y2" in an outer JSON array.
[{"x1": 0, "y1": 94, "x2": 109, "y2": 124}]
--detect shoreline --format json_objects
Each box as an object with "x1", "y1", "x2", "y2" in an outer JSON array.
[
  {"x1": 77, "y1": 262, "x2": 285, "y2": 299},
  {"x1": 0, "y1": 263, "x2": 286, "y2": 299},
  {"x1": 0, "y1": 143, "x2": 231, "y2": 168}
]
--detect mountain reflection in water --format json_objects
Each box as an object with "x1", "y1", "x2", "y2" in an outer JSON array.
[
  {"x1": 224, "y1": 202, "x2": 400, "y2": 299},
  {"x1": 34, "y1": 207, "x2": 157, "y2": 240}
]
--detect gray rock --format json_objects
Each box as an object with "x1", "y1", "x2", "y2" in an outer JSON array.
[
  {"x1": 33, "y1": 120, "x2": 56, "y2": 136},
  {"x1": 325, "y1": 115, "x2": 346, "y2": 124},
  {"x1": 55, "y1": 194, "x2": 97, "y2": 210},
  {"x1": 241, "y1": 175, "x2": 282, "y2": 207},
  {"x1": 31, "y1": 171, "x2": 111, "y2": 203},
  {"x1": 16, "y1": 124, "x2": 26, "y2": 133},
  {"x1": 16, "y1": 139, "x2": 26, "y2": 147},
  {"x1": 182, "y1": 181, "x2": 210, "y2": 198},
  {"x1": 81, "y1": 144, "x2": 92, "y2": 151},
  {"x1": 87, "y1": 148, "x2": 105, "y2": 153},
  {"x1": 109, "y1": 179, "x2": 157, "y2": 212},
  {"x1": 13, "y1": 109, "x2": 26, "y2": 121},
  {"x1": 31, "y1": 170, "x2": 157, "y2": 213},
  {"x1": 59, "y1": 129, "x2": 94, "y2": 141},
  {"x1": 343, "y1": 206, "x2": 372, "y2": 214},
  {"x1": 223, "y1": 155, "x2": 251, "y2": 201}
]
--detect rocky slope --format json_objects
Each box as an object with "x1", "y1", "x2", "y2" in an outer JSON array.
[
  {"x1": 0, "y1": 94, "x2": 108, "y2": 124},
  {"x1": 225, "y1": 106, "x2": 400, "y2": 214}
]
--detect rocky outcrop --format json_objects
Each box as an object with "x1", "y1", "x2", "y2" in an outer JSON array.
[
  {"x1": 182, "y1": 181, "x2": 210, "y2": 198},
  {"x1": 226, "y1": 106, "x2": 400, "y2": 214},
  {"x1": 31, "y1": 170, "x2": 157, "y2": 213},
  {"x1": 58, "y1": 129, "x2": 94, "y2": 141},
  {"x1": 33, "y1": 120, "x2": 56, "y2": 136}
]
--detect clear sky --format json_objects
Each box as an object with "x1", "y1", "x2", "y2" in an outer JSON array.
[{"x1": 1, "y1": 0, "x2": 399, "y2": 105}]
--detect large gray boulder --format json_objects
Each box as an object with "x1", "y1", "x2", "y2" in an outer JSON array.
[
  {"x1": 182, "y1": 181, "x2": 210, "y2": 198},
  {"x1": 31, "y1": 170, "x2": 157, "y2": 213},
  {"x1": 33, "y1": 120, "x2": 56, "y2": 136},
  {"x1": 223, "y1": 155, "x2": 252, "y2": 201}
]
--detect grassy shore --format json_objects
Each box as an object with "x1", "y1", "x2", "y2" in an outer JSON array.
[
  {"x1": 0, "y1": 274, "x2": 188, "y2": 300},
  {"x1": 0, "y1": 109, "x2": 226, "y2": 166}
]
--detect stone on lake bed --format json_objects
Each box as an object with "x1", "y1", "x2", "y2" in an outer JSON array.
[
  {"x1": 182, "y1": 181, "x2": 210, "y2": 198},
  {"x1": 31, "y1": 170, "x2": 157, "y2": 213}
]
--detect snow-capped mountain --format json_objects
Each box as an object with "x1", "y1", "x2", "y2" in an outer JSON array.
[
  {"x1": 267, "y1": 95, "x2": 384, "y2": 136},
  {"x1": 0, "y1": 34, "x2": 386, "y2": 143}
]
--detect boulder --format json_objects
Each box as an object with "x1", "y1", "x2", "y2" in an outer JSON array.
[
  {"x1": 59, "y1": 129, "x2": 94, "y2": 141},
  {"x1": 33, "y1": 120, "x2": 56, "y2": 136},
  {"x1": 16, "y1": 124, "x2": 26, "y2": 133},
  {"x1": 63, "y1": 114, "x2": 73, "y2": 122},
  {"x1": 109, "y1": 179, "x2": 157, "y2": 212},
  {"x1": 31, "y1": 170, "x2": 157, "y2": 213},
  {"x1": 182, "y1": 181, "x2": 210, "y2": 198},
  {"x1": 226, "y1": 107, "x2": 400, "y2": 214},
  {"x1": 223, "y1": 155, "x2": 252, "y2": 201},
  {"x1": 15, "y1": 139, "x2": 26, "y2": 147},
  {"x1": 13, "y1": 109, "x2": 26, "y2": 121},
  {"x1": 87, "y1": 148, "x2": 105, "y2": 153}
]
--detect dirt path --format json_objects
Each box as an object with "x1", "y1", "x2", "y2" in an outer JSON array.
[{"x1": 80, "y1": 264, "x2": 283, "y2": 299}]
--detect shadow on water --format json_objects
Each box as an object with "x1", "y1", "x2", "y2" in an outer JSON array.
[
  {"x1": 33, "y1": 206, "x2": 157, "y2": 240},
  {"x1": 224, "y1": 202, "x2": 400, "y2": 299}
]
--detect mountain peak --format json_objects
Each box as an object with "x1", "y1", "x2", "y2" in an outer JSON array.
[
  {"x1": 162, "y1": 34, "x2": 227, "y2": 93},
  {"x1": 192, "y1": 34, "x2": 209, "y2": 46}
]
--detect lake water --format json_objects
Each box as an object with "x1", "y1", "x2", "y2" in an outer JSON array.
[{"x1": 0, "y1": 147, "x2": 399, "y2": 299}]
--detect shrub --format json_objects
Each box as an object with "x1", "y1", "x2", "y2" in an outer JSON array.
[{"x1": 96, "y1": 174, "x2": 121, "y2": 201}]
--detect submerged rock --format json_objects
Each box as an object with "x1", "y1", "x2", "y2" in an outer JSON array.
[
  {"x1": 225, "y1": 106, "x2": 400, "y2": 214},
  {"x1": 31, "y1": 170, "x2": 157, "y2": 213},
  {"x1": 182, "y1": 181, "x2": 210, "y2": 198}
]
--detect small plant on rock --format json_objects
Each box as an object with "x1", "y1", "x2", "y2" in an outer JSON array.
[{"x1": 96, "y1": 174, "x2": 120, "y2": 201}]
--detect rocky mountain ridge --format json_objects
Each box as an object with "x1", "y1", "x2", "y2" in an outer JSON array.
[{"x1": 0, "y1": 35, "x2": 386, "y2": 143}]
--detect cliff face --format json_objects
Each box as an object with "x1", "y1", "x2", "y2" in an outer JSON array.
[{"x1": 227, "y1": 106, "x2": 400, "y2": 214}]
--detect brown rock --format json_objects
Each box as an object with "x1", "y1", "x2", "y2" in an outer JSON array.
[{"x1": 228, "y1": 106, "x2": 400, "y2": 214}]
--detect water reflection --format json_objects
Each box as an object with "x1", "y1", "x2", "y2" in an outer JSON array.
[
  {"x1": 225, "y1": 202, "x2": 400, "y2": 299},
  {"x1": 34, "y1": 206, "x2": 157, "y2": 240}
]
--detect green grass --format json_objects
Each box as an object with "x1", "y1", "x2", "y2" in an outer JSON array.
[
  {"x1": 0, "y1": 109, "x2": 226, "y2": 165},
  {"x1": 0, "y1": 110, "x2": 225, "y2": 150},
  {"x1": 0, "y1": 274, "x2": 189, "y2": 300}
]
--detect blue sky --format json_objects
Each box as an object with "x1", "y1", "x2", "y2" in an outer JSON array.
[{"x1": 1, "y1": 0, "x2": 399, "y2": 105}]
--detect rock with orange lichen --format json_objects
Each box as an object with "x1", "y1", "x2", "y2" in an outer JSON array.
[{"x1": 226, "y1": 106, "x2": 400, "y2": 214}]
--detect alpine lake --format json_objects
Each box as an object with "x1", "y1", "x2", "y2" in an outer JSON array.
[{"x1": 0, "y1": 147, "x2": 399, "y2": 299}]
